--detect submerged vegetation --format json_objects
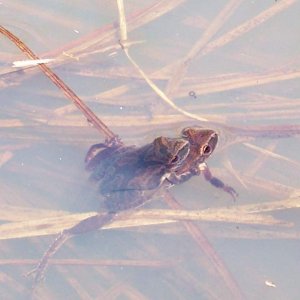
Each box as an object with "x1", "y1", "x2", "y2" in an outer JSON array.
[{"x1": 0, "y1": 1, "x2": 300, "y2": 299}]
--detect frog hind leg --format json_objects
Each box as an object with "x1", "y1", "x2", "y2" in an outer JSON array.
[
  {"x1": 27, "y1": 212, "x2": 116, "y2": 288},
  {"x1": 85, "y1": 143, "x2": 121, "y2": 171}
]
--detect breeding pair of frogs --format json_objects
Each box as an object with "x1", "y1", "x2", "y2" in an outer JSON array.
[
  {"x1": 85, "y1": 126, "x2": 237, "y2": 212},
  {"x1": 29, "y1": 126, "x2": 237, "y2": 285}
]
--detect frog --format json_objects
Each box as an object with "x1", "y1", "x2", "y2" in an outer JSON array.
[
  {"x1": 167, "y1": 126, "x2": 238, "y2": 199},
  {"x1": 28, "y1": 135, "x2": 190, "y2": 285},
  {"x1": 89, "y1": 136, "x2": 191, "y2": 211}
]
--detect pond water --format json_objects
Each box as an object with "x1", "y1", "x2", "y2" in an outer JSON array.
[{"x1": 1, "y1": 1, "x2": 300, "y2": 299}]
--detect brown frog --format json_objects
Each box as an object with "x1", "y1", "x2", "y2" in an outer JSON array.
[
  {"x1": 167, "y1": 127, "x2": 238, "y2": 199},
  {"x1": 28, "y1": 135, "x2": 190, "y2": 285},
  {"x1": 88, "y1": 136, "x2": 190, "y2": 211}
]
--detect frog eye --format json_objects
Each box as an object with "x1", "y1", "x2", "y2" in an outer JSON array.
[{"x1": 202, "y1": 144, "x2": 212, "y2": 155}]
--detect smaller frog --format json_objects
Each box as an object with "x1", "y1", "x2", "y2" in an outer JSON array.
[{"x1": 167, "y1": 127, "x2": 238, "y2": 199}]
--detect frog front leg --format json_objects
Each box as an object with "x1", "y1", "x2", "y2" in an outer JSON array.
[
  {"x1": 199, "y1": 163, "x2": 238, "y2": 201},
  {"x1": 165, "y1": 171, "x2": 195, "y2": 186}
]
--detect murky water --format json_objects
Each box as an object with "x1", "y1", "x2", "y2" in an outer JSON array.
[{"x1": 1, "y1": 1, "x2": 300, "y2": 299}]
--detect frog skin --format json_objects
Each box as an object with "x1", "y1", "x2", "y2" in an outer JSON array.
[
  {"x1": 91, "y1": 136, "x2": 190, "y2": 212},
  {"x1": 28, "y1": 136, "x2": 190, "y2": 285},
  {"x1": 167, "y1": 127, "x2": 238, "y2": 199}
]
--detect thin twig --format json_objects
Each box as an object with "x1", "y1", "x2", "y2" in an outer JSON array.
[
  {"x1": 165, "y1": 0, "x2": 243, "y2": 97},
  {"x1": 0, "y1": 25, "x2": 119, "y2": 143},
  {"x1": 163, "y1": 190, "x2": 246, "y2": 300},
  {"x1": 116, "y1": 0, "x2": 208, "y2": 123},
  {"x1": 0, "y1": 258, "x2": 174, "y2": 268}
]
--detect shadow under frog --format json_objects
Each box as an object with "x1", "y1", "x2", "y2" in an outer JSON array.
[{"x1": 28, "y1": 127, "x2": 236, "y2": 286}]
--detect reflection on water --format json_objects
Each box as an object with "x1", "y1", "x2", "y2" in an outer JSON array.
[{"x1": 1, "y1": 0, "x2": 300, "y2": 299}]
